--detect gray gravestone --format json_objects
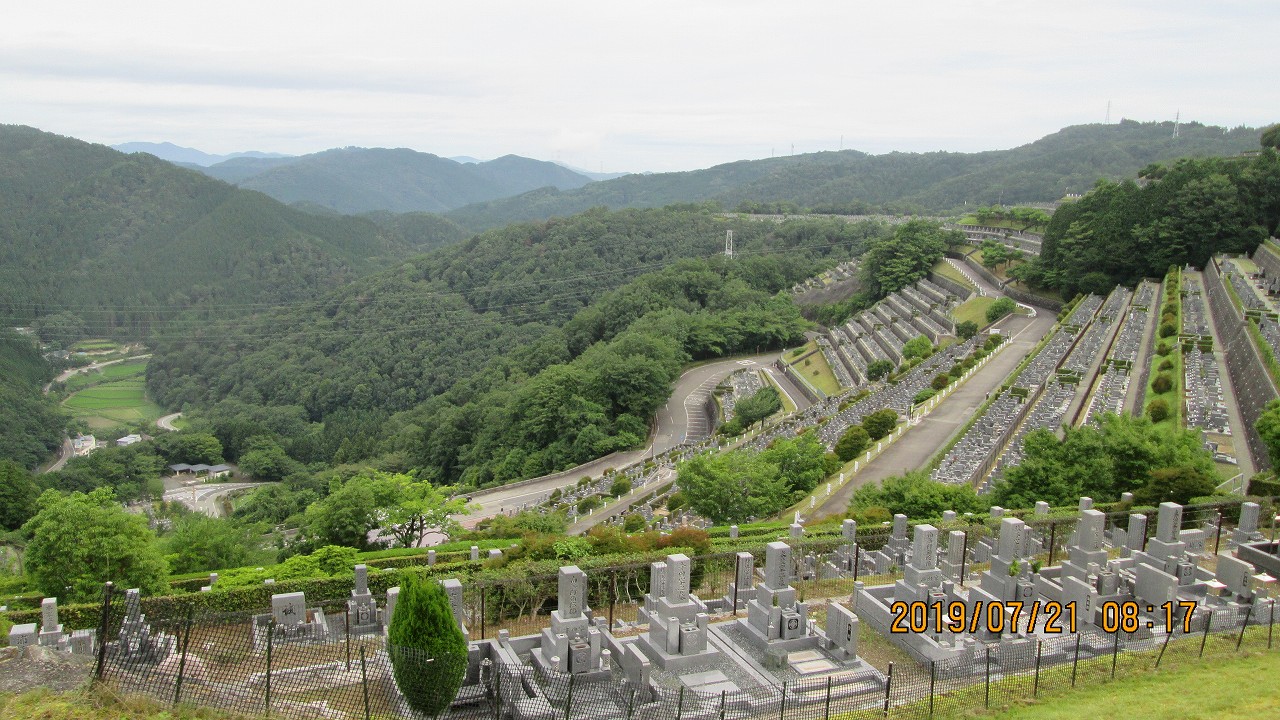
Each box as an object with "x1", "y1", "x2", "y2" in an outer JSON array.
[
  {"x1": 666, "y1": 554, "x2": 692, "y2": 604},
  {"x1": 1157, "y1": 503, "x2": 1182, "y2": 543},
  {"x1": 764, "y1": 542, "x2": 792, "y2": 588},
  {"x1": 911, "y1": 524, "x2": 938, "y2": 570},
  {"x1": 271, "y1": 592, "x2": 306, "y2": 625},
  {"x1": 559, "y1": 566, "x2": 587, "y2": 618}
]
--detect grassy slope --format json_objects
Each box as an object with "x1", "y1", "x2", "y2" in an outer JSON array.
[
  {"x1": 953, "y1": 296, "x2": 997, "y2": 327},
  {"x1": 784, "y1": 341, "x2": 844, "y2": 395},
  {"x1": 931, "y1": 259, "x2": 978, "y2": 290},
  {"x1": 984, "y1": 649, "x2": 1280, "y2": 720}
]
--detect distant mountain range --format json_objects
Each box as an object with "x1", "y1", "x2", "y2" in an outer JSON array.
[
  {"x1": 444, "y1": 120, "x2": 1265, "y2": 231},
  {"x1": 112, "y1": 141, "x2": 291, "y2": 167},
  {"x1": 116, "y1": 142, "x2": 605, "y2": 215},
  {"x1": 2, "y1": 126, "x2": 466, "y2": 335}
]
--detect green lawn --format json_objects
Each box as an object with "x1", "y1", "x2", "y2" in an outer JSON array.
[
  {"x1": 70, "y1": 338, "x2": 120, "y2": 352},
  {"x1": 63, "y1": 375, "x2": 165, "y2": 430},
  {"x1": 981, "y1": 649, "x2": 1280, "y2": 720},
  {"x1": 63, "y1": 360, "x2": 147, "y2": 392},
  {"x1": 953, "y1": 296, "x2": 997, "y2": 327},
  {"x1": 931, "y1": 259, "x2": 978, "y2": 291},
  {"x1": 786, "y1": 341, "x2": 844, "y2": 395}
]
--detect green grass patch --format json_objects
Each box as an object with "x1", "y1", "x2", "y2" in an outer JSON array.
[
  {"x1": 931, "y1": 259, "x2": 978, "y2": 291},
  {"x1": 62, "y1": 360, "x2": 147, "y2": 392},
  {"x1": 783, "y1": 340, "x2": 843, "y2": 395},
  {"x1": 63, "y1": 373, "x2": 165, "y2": 430},
  {"x1": 953, "y1": 296, "x2": 997, "y2": 328},
  {"x1": 1142, "y1": 269, "x2": 1182, "y2": 427},
  {"x1": 70, "y1": 339, "x2": 121, "y2": 352},
  {"x1": 979, "y1": 646, "x2": 1280, "y2": 720}
]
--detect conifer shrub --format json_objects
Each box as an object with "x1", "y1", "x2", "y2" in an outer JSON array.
[
  {"x1": 1152, "y1": 373, "x2": 1173, "y2": 394},
  {"x1": 1146, "y1": 398, "x2": 1171, "y2": 423},
  {"x1": 388, "y1": 574, "x2": 468, "y2": 718}
]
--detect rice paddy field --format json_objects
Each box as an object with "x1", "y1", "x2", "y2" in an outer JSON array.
[{"x1": 61, "y1": 363, "x2": 165, "y2": 431}]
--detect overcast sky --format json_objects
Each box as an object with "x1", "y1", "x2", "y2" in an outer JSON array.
[{"x1": 4, "y1": 0, "x2": 1277, "y2": 173}]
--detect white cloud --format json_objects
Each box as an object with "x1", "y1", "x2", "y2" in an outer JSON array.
[{"x1": 3, "y1": 0, "x2": 1276, "y2": 172}]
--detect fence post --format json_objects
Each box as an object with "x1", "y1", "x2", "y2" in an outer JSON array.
[
  {"x1": 565, "y1": 673, "x2": 575, "y2": 720},
  {"x1": 481, "y1": 585, "x2": 487, "y2": 640},
  {"x1": 1270, "y1": 599, "x2": 1275, "y2": 650},
  {"x1": 173, "y1": 605, "x2": 194, "y2": 706},
  {"x1": 1111, "y1": 630, "x2": 1120, "y2": 678},
  {"x1": 264, "y1": 617, "x2": 275, "y2": 712},
  {"x1": 778, "y1": 681, "x2": 786, "y2": 720},
  {"x1": 360, "y1": 647, "x2": 371, "y2": 720},
  {"x1": 1033, "y1": 640, "x2": 1041, "y2": 696},
  {"x1": 626, "y1": 687, "x2": 636, "y2": 720},
  {"x1": 928, "y1": 659, "x2": 936, "y2": 717},
  {"x1": 677, "y1": 685, "x2": 685, "y2": 719},
  {"x1": 984, "y1": 647, "x2": 991, "y2": 708},
  {"x1": 825, "y1": 675, "x2": 833, "y2": 720},
  {"x1": 1200, "y1": 611, "x2": 1213, "y2": 657},
  {"x1": 719, "y1": 689, "x2": 727, "y2": 720},
  {"x1": 1156, "y1": 627, "x2": 1174, "y2": 669},
  {"x1": 1237, "y1": 605, "x2": 1254, "y2": 651},
  {"x1": 1071, "y1": 633, "x2": 1081, "y2": 687},
  {"x1": 1214, "y1": 510, "x2": 1224, "y2": 554},
  {"x1": 959, "y1": 530, "x2": 969, "y2": 587},
  {"x1": 345, "y1": 611, "x2": 352, "y2": 671},
  {"x1": 93, "y1": 581, "x2": 114, "y2": 683},
  {"x1": 1047, "y1": 522, "x2": 1057, "y2": 566},
  {"x1": 609, "y1": 570, "x2": 617, "y2": 629},
  {"x1": 882, "y1": 663, "x2": 893, "y2": 717}
]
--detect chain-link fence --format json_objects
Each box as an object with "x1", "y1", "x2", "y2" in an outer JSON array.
[{"x1": 89, "y1": 549, "x2": 1278, "y2": 718}]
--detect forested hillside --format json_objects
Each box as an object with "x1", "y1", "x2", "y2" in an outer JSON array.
[
  {"x1": 1021, "y1": 147, "x2": 1280, "y2": 297},
  {"x1": 197, "y1": 148, "x2": 593, "y2": 214},
  {"x1": 0, "y1": 126, "x2": 464, "y2": 339},
  {"x1": 147, "y1": 208, "x2": 885, "y2": 491},
  {"x1": 0, "y1": 331, "x2": 64, "y2": 469},
  {"x1": 446, "y1": 120, "x2": 1262, "y2": 231}
]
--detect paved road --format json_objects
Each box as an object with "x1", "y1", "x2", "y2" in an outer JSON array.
[
  {"x1": 156, "y1": 412, "x2": 183, "y2": 431},
  {"x1": 814, "y1": 311, "x2": 1057, "y2": 518},
  {"x1": 42, "y1": 438, "x2": 74, "y2": 474},
  {"x1": 459, "y1": 353, "x2": 791, "y2": 526},
  {"x1": 161, "y1": 481, "x2": 273, "y2": 517}
]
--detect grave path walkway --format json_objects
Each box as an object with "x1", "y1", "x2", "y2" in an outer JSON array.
[{"x1": 814, "y1": 310, "x2": 1057, "y2": 519}]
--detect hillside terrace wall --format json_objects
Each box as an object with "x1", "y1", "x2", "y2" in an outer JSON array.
[{"x1": 1205, "y1": 258, "x2": 1277, "y2": 471}]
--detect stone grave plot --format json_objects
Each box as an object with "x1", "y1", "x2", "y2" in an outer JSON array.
[
  {"x1": 1182, "y1": 276, "x2": 1212, "y2": 337},
  {"x1": 1083, "y1": 365, "x2": 1129, "y2": 426},
  {"x1": 251, "y1": 591, "x2": 331, "y2": 649},
  {"x1": 931, "y1": 391, "x2": 1024, "y2": 486},
  {"x1": 8, "y1": 596, "x2": 97, "y2": 657},
  {"x1": 987, "y1": 381, "x2": 1076, "y2": 486},
  {"x1": 1183, "y1": 348, "x2": 1232, "y2": 436}
]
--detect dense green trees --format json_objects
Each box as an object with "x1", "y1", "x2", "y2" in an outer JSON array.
[
  {"x1": 849, "y1": 470, "x2": 983, "y2": 519},
  {"x1": 162, "y1": 513, "x2": 267, "y2": 575},
  {"x1": 0, "y1": 332, "x2": 64, "y2": 470},
  {"x1": 22, "y1": 487, "x2": 168, "y2": 601},
  {"x1": 1257, "y1": 400, "x2": 1280, "y2": 468},
  {"x1": 989, "y1": 413, "x2": 1215, "y2": 508},
  {"x1": 834, "y1": 426, "x2": 870, "y2": 462},
  {"x1": 1026, "y1": 149, "x2": 1280, "y2": 297},
  {"x1": 0, "y1": 460, "x2": 39, "y2": 531},
  {"x1": 150, "y1": 208, "x2": 856, "y2": 491},
  {"x1": 901, "y1": 336, "x2": 933, "y2": 361},
  {"x1": 721, "y1": 386, "x2": 782, "y2": 436},
  {"x1": 861, "y1": 409, "x2": 899, "y2": 441},
  {"x1": 298, "y1": 470, "x2": 469, "y2": 552},
  {"x1": 860, "y1": 221, "x2": 963, "y2": 300},
  {"x1": 677, "y1": 433, "x2": 826, "y2": 523},
  {"x1": 986, "y1": 297, "x2": 1017, "y2": 323}
]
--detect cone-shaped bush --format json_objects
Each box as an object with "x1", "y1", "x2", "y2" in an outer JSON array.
[{"x1": 388, "y1": 574, "x2": 468, "y2": 718}]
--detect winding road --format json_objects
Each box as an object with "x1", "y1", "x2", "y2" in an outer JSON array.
[{"x1": 459, "y1": 352, "x2": 811, "y2": 526}]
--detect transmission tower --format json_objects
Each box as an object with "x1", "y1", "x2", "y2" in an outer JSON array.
[
  {"x1": 1105, "y1": 100, "x2": 1111, "y2": 124},
  {"x1": 724, "y1": 229, "x2": 735, "y2": 258},
  {"x1": 1173, "y1": 111, "x2": 1181, "y2": 139}
]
